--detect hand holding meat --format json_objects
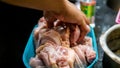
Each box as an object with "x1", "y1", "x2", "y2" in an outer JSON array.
[
  {"x1": 44, "y1": 0, "x2": 90, "y2": 42},
  {"x1": 30, "y1": 17, "x2": 96, "y2": 68}
]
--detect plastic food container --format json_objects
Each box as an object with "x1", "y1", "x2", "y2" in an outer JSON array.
[{"x1": 22, "y1": 25, "x2": 98, "y2": 68}]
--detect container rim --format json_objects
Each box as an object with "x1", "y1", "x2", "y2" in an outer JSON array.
[{"x1": 99, "y1": 24, "x2": 120, "y2": 64}]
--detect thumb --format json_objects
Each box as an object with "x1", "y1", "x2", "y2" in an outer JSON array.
[{"x1": 44, "y1": 11, "x2": 57, "y2": 28}]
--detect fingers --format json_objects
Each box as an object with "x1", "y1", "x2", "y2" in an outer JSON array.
[
  {"x1": 80, "y1": 11, "x2": 90, "y2": 25},
  {"x1": 77, "y1": 20, "x2": 90, "y2": 43},
  {"x1": 76, "y1": 11, "x2": 90, "y2": 43},
  {"x1": 44, "y1": 11, "x2": 57, "y2": 28},
  {"x1": 43, "y1": 9, "x2": 90, "y2": 44}
]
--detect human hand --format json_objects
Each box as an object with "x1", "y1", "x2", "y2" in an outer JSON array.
[{"x1": 44, "y1": 0, "x2": 90, "y2": 42}]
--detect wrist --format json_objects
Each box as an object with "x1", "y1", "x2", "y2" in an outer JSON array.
[{"x1": 53, "y1": 0, "x2": 68, "y2": 13}]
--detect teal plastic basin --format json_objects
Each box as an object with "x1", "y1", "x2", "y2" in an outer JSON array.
[{"x1": 22, "y1": 25, "x2": 98, "y2": 68}]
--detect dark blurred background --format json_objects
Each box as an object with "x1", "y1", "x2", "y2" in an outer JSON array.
[
  {"x1": 0, "y1": 2, "x2": 43, "y2": 68},
  {"x1": 0, "y1": 0, "x2": 76, "y2": 68}
]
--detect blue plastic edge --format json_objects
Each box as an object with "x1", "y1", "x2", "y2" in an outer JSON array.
[
  {"x1": 87, "y1": 27, "x2": 98, "y2": 68},
  {"x1": 22, "y1": 25, "x2": 38, "y2": 68},
  {"x1": 22, "y1": 25, "x2": 98, "y2": 68}
]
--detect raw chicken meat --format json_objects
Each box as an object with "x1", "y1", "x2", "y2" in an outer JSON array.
[
  {"x1": 69, "y1": 24, "x2": 80, "y2": 46},
  {"x1": 29, "y1": 55, "x2": 46, "y2": 68},
  {"x1": 29, "y1": 17, "x2": 96, "y2": 68},
  {"x1": 72, "y1": 36, "x2": 96, "y2": 67},
  {"x1": 33, "y1": 26, "x2": 76, "y2": 68},
  {"x1": 37, "y1": 43, "x2": 76, "y2": 68}
]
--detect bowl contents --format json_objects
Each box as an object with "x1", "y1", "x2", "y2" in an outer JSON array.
[
  {"x1": 106, "y1": 27, "x2": 120, "y2": 57},
  {"x1": 29, "y1": 17, "x2": 96, "y2": 68}
]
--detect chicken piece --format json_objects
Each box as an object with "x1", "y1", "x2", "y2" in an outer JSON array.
[
  {"x1": 53, "y1": 20, "x2": 81, "y2": 47},
  {"x1": 29, "y1": 55, "x2": 46, "y2": 68},
  {"x1": 72, "y1": 36, "x2": 96, "y2": 65},
  {"x1": 33, "y1": 17, "x2": 48, "y2": 48},
  {"x1": 60, "y1": 27, "x2": 70, "y2": 48},
  {"x1": 54, "y1": 23, "x2": 70, "y2": 47},
  {"x1": 34, "y1": 17, "x2": 48, "y2": 41},
  {"x1": 72, "y1": 45, "x2": 87, "y2": 67},
  {"x1": 80, "y1": 36, "x2": 92, "y2": 47},
  {"x1": 35, "y1": 28, "x2": 75, "y2": 68},
  {"x1": 37, "y1": 43, "x2": 76, "y2": 68},
  {"x1": 38, "y1": 30, "x2": 62, "y2": 47},
  {"x1": 81, "y1": 36, "x2": 96, "y2": 63},
  {"x1": 85, "y1": 45, "x2": 96, "y2": 63},
  {"x1": 69, "y1": 24, "x2": 80, "y2": 46}
]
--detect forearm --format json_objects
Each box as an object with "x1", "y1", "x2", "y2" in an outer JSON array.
[{"x1": 1, "y1": 0, "x2": 66, "y2": 12}]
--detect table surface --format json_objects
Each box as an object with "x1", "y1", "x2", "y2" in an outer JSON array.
[{"x1": 93, "y1": 0, "x2": 118, "y2": 68}]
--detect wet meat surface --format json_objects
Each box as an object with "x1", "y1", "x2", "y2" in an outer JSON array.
[{"x1": 30, "y1": 17, "x2": 96, "y2": 68}]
